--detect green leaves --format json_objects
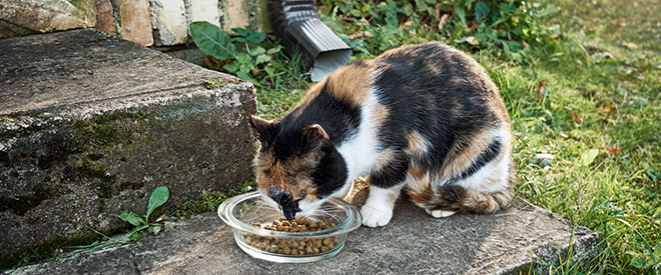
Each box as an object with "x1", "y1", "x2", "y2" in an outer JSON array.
[
  {"x1": 117, "y1": 186, "x2": 169, "y2": 241},
  {"x1": 189, "y1": 21, "x2": 280, "y2": 86},
  {"x1": 118, "y1": 211, "x2": 145, "y2": 227},
  {"x1": 231, "y1": 28, "x2": 266, "y2": 43},
  {"x1": 190, "y1": 21, "x2": 237, "y2": 60},
  {"x1": 147, "y1": 186, "x2": 169, "y2": 220}
]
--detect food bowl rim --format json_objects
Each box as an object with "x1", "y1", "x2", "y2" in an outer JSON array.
[{"x1": 218, "y1": 191, "x2": 362, "y2": 238}]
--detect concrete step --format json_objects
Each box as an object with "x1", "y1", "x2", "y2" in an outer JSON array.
[
  {"x1": 2, "y1": 185, "x2": 602, "y2": 274},
  {"x1": 0, "y1": 29, "x2": 256, "y2": 258}
]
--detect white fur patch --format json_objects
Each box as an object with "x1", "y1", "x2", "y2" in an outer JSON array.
[
  {"x1": 426, "y1": 209, "x2": 456, "y2": 218},
  {"x1": 454, "y1": 127, "x2": 511, "y2": 193},
  {"x1": 361, "y1": 186, "x2": 395, "y2": 227},
  {"x1": 336, "y1": 89, "x2": 383, "y2": 183}
]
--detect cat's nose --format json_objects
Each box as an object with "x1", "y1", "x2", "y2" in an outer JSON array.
[
  {"x1": 270, "y1": 190, "x2": 302, "y2": 220},
  {"x1": 283, "y1": 205, "x2": 301, "y2": 220}
]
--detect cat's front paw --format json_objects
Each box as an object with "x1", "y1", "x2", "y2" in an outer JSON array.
[{"x1": 360, "y1": 205, "x2": 393, "y2": 227}]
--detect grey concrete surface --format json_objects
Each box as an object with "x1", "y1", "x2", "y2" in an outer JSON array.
[
  {"x1": 0, "y1": 29, "x2": 256, "y2": 256},
  {"x1": 3, "y1": 196, "x2": 602, "y2": 275}
]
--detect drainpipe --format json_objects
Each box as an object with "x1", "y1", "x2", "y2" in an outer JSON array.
[{"x1": 267, "y1": 0, "x2": 352, "y2": 81}]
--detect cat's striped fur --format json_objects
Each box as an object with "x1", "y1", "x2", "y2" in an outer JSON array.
[{"x1": 249, "y1": 42, "x2": 514, "y2": 227}]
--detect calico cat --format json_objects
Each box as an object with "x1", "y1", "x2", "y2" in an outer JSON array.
[{"x1": 249, "y1": 42, "x2": 514, "y2": 227}]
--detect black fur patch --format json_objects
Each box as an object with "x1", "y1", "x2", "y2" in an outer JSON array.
[
  {"x1": 370, "y1": 155, "x2": 410, "y2": 188},
  {"x1": 312, "y1": 146, "x2": 348, "y2": 198},
  {"x1": 372, "y1": 43, "x2": 500, "y2": 177}
]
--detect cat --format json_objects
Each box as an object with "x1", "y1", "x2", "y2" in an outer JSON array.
[{"x1": 248, "y1": 42, "x2": 514, "y2": 227}]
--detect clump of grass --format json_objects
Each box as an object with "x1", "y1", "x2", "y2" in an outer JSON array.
[{"x1": 171, "y1": 182, "x2": 254, "y2": 217}]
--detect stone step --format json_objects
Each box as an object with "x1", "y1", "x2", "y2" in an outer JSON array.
[
  {"x1": 2, "y1": 186, "x2": 603, "y2": 274},
  {"x1": 0, "y1": 29, "x2": 256, "y2": 258}
]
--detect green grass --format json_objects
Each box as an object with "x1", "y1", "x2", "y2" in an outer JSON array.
[{"x1": 251, "y1": 0, "x2": 661, "y2": 274}]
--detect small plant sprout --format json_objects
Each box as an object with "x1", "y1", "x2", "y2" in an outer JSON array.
[{"x1": 118, "y1": 186, "x2": 170, "y2": 241}]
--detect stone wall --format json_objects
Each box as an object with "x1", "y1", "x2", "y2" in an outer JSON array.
[{"x1": 0, "y1": 0, "x2": 272, "y2": 46}]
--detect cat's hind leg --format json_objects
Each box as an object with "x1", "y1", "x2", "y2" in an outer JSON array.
[
  {"x1": 408, "y1": 173, "x2": 513, "y2": 217},
  {"x1": 425, "y1": 185, "x2": 512, "y2": 216}
]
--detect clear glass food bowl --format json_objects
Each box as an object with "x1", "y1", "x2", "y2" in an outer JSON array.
[{"x1": 218, "y1": 191, "x2": 362, "y2": 263}]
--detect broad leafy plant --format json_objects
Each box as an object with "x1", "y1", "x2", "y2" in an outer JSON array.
[
  {"x1": 118, "y1": 186, "x2": 169, "y2": 241},
  {"x1": 190, "y1": 21, "x2": 282, "y2": 87},
  {"x1": 319, "y1": 0, "x2": 559, "y2": 63}
]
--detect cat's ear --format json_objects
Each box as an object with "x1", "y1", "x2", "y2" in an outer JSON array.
[
  {"x1": 301, "y1": 124, "x2": 330, "y2": 154},
  {"x1": 248, "y1": 115, "x2": 280, "y2": 147}
]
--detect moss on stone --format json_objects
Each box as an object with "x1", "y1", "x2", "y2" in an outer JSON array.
[
  {"x1": 70, "y1": 110, "x2": 158, "y2": 151},
  {"x1": 203, "y1": 79, "x2": 243, "y2": 89}
]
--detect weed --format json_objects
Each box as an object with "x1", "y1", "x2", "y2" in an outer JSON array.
[
  {"x1": 118, "y1": 186, "x2": 169, "y2": 241},
  {"x1": 190, "y1": 21, "x2": 282, "y2": 87},
  {"x1": 319, "y1": 0, "x2": 560, "y2": 62},
  {"x1": 172, "y1": 182, "x2": 254, "y2": 217}
]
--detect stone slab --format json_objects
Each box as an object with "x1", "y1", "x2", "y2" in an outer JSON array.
[
  {"x1": 0, "y1": 29, "x2": 256, "y2": 257},
  {"x1": 2, "y1": 196, "x2": 602, "y2": 275}
]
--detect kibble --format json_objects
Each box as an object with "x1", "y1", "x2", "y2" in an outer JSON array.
[{"x1": 243, "y1": 217, "x2": 340, "y2": 255}]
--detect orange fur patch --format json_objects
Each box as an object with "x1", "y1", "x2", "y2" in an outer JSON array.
[
  {"x1": 325, "y1": 62, "x2": 382, "y2": 106},
  {"x1": 371, "y1": 148, "x2": 396, "y2": 171},
  {"x1": 439, "y1": 129, "x2": 494, "y2": 179}
]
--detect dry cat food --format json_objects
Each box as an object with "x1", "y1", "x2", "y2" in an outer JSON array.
[{"x1": 243, "y1": 217, "x2": 340, "y2": 255}]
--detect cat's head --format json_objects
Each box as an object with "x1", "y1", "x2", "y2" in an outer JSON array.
[{"x1": 248, "y1": 115, "x2": 348, "y2": 220}]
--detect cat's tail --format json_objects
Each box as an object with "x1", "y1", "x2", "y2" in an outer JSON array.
[{"x1": 410, "y1": 184, "x2": 514, "y2": 217}]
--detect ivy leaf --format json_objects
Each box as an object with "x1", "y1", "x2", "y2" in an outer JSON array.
[
  {"x1": 249, "y1": 46, "x2": 266, "y2": 56},
  {"x1": 266, "y1": 46, "x2": 282, "y2": 55},
  {"x1": 235, "y1": 52, "x2": 252, "y2": 64},
  {"x1": 146, "y1": 186, "x2": 169, "y2": 220},
  {"x1": 190, "y1": 21, "x2": 237, "y2": 60},
  {"x1": 224, "y1": 62, "x2": 239, "y2": 73},
  {"x1": 231, "y1": 28, "x2": 266, "y2": 43},
  {"x1": 254, "y1": 54, "x2": 271, "y2": 65},
  {"x1": 263, "y1": 66, "x2": 275, "y2": 77}
]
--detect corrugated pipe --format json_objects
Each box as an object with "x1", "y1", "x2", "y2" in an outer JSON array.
[{"x1": 267, "y1": 0, "x2": 352, "y2": 81}]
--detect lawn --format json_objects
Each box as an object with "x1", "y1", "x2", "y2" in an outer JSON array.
[{"x1": 247, "y1": 0, "x2": 661, "y2": 273}]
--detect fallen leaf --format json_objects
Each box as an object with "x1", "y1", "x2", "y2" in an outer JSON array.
[
  {"x1": 597, "y1": 104, "x2": 617, "y2": 115},
  {"x1": 622, "y1": 42, "x2": 638, "y2": 50},
  {"x1": 468, "y1": 23, "x2": 480, "y2": 32},
  {"x1": 348, "y1": 31, "x2": 374, "y2": 40},
  {"x1": 434, "y1": 3, "x2": 441, "y2": 20},
  {"x1": 610, "y1": 19, "x2": 619, "y2": 25},
  {"x1": 536, "y1": 80, "x2": 544, "y2": 102},
  {"x1": 571, "y1": 111, "x2": 583, "y2": 123},
  {"x1": 522, "y1": 41, "x2": 530, "y2": 48},
  {"x1": 597, "y1": 118, "x2": 611, "y2": 125},
  {"x1": 465, "y1": 36, "x2": 479, "y2": 45},
  {"x1": 580, "y1": 148, "x2": 600, "y2": 166},
  {"x1": 603, "y1": 52, "x2": 614, "y2": 59},
  {"x1": 438, "y1": 14, "x2": 450, "y2": 30},
  {"x1": 342, "y1": 17, "x2": 356, "y2": 23},
  {"x1": 602, "y1": 146, "x2": 622, "y2": 155}
]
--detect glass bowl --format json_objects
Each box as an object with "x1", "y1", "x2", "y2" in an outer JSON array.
[{"x1": 218, "y1": 191, "x2": 362, "y2": 263}]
